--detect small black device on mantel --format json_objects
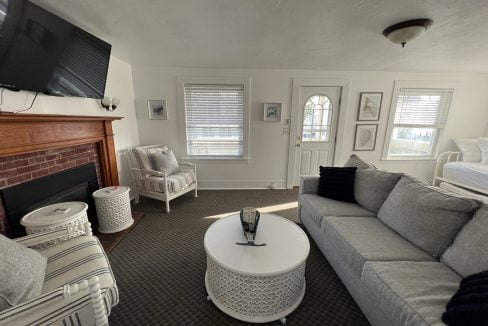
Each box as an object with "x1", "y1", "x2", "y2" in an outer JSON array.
[{"x1": 0, "y1": 0, "x2": 111, "y2": 99}]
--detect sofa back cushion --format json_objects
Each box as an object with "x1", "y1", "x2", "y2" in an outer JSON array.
[
  {"x1": 441, "y1": 205, "x2": 488, "y2": 277},
  {"x1": 343, "y1": 154, "x2": 376, "y2": 169},
  {"x1": 318, "y1": 166, "x2": 357, "y2": 203},
  {"x1": 377, "y1": 176, "x2": 480, "y2": 258},
  {"x1": 354, "y1": 169, "x2": 402, "y2": 213},
  {"x1": 0, "y1": 235, "x2": 47, "y2": 311}
]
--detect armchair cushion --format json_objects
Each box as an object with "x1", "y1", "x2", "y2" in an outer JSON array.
[
  {"x1": 150, "y1": 149, "x2": 179, "y2": 175},
  {"x1": 0, "y1": 234, "x2": 47, "y2": 311},
  {"x1": 39, "y1": 235, "x2": 118, "y2": 314},
  {"x1": 137, "y1": 170, "x2": 196, "y2": 194},
  {"x1": 40, "y1": 236, "x2": 115, "y2": 293}
]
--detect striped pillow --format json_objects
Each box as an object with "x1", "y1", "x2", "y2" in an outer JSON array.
[{"x1": 132, "y1": 146, "x2": 168, "y2": 170}]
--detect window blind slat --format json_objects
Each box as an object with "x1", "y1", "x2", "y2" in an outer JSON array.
[{"x1": 184, "y1": 84, "x2": 244, "y2": 157}]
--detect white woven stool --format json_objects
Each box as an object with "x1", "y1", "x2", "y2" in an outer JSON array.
[{"x1": 92, "y1": 186, "x2": 133, "y2": 233}]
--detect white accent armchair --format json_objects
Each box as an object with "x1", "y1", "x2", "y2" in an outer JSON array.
[
  {"x1": 0, "y1": 222, "x2": 118, "y2": 326},
  {"x1": 127, "y1": 144, "x2": 198, "y2": 213}
]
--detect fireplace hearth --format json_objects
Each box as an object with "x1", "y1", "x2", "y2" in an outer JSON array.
[{"x1": 0, "y1": 163, "x2": 100, "y2": 237}]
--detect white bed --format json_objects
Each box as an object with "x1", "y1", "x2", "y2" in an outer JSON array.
[
  {"x1": 443, "y1": 161, "x2": 488, "y2": 192},
  {"x1": 433, "y1": 152, "x2": 488, "y2": 200}
]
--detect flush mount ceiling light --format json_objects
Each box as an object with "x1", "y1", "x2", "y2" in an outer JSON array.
[{"x1": 383, "y1": 19, "x2": 433, "y2": 47}]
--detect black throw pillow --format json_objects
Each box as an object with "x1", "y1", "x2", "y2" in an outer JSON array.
[
  {"x1": 442, "y1": 270, "x2": 488, "y2": 326},
  {"x1": 317, "y1": 166, "x2": 357, "y2": 203}
]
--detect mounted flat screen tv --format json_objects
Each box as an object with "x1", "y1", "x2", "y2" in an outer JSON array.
[{"x1": 0, "y1": 0, "x2": 111, "y2": 99}]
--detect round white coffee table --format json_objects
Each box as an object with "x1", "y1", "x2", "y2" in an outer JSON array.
[{"x1": 204, "y1": 213, "x2": 310, "y2": 324}]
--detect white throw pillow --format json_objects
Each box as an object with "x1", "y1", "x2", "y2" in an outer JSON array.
[
  {"x1": 0, "y1": 235, "x2": 47, "y2": 311},
  {"x1": 150, "y1": 149, "x2": 179, "y2": 175},
  {"x1": 478, "y1": 137, "x2": 488, "y2": 164},
  {"x1": 454, "y1": 138, "x2": 481, "y2": 162}
]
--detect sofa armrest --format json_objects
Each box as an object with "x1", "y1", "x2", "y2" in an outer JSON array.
[{"x1": 299, "y1": 176, "x2": 319, "y2": 197}]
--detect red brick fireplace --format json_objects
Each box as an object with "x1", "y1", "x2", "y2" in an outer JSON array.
[{"x1": 0, "y1": 113, "x2": 122, "y2": 236}]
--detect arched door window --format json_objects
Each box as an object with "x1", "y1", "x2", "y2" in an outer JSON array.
[{"x1": 302, "y1": 94, "x2": 332, "y2": 142}]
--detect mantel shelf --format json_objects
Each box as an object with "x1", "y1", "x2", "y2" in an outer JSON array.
[{"x1": 0, "y1": 112, "x2": 122, "y2": 122}]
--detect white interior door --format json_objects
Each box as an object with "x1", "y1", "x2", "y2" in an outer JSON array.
[{"x1": 292, "y1": 86, "x2": 341, "y2": 186}]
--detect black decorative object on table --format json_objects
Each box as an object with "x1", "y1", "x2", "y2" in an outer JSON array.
[{"x1": 236, "y1": 207, "x2": 266, "y2": 247}]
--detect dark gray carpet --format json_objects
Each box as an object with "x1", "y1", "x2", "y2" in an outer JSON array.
[{"x1": 108, "y1": 189, "x2": 370, "y2": 326}]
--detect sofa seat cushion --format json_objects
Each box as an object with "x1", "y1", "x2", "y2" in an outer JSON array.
[
  {"x1": 300, "y1": 194, "x2": 375, "y2": 227},
  {"x1": 322, "y1": 217, "x2": 436, "y2": 278},
  {"x1": 378, "y1": 176, "x2": 480, "y2": 258},
  {"x1": 136, "y1": 170, "x2": 196, "y2": 194},
  {"x1": 361, "y1": 261, "x2": 462, "y2": 326}
]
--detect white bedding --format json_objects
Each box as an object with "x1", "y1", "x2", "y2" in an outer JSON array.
[{"x1": 443, "y1": 162, "x2": 488, "y2": 193}]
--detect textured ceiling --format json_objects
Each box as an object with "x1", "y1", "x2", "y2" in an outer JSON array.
[{"x1": 33, "y1": 0, "x2": 488, "y2": 72}]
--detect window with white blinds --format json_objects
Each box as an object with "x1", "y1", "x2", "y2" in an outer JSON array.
[
  {"x1": 184, "y1": 84, "x2": 245, "y2": 158},
  {"x1": 386, "y1": 87, "x2": 454, "y2": 158}
]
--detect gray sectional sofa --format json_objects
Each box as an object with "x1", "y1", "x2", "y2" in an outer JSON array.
[{"x1": 298, "y1": 156, "x2": 488, "y2": 326}]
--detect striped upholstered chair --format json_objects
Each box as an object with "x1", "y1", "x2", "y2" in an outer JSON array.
[
  {"x1": 127, "y1": 144, "x2": 197, "y2": 213},
  {"x1": 0, "y1": 222, "x2": 118, "y2": 326}
]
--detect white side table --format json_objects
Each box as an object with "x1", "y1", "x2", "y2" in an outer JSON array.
[
  {"x1": 21, "y1": 202, "x2": 89, "y2": 248},
  {"x1": 93, "y1": 186, "x2": 133, "y2": 233},
  {"x1": 204, "y1": 213, "x2": 310, "y2": 324}
]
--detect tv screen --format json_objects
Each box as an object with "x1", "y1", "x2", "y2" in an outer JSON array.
[{"x1": 0, "y1": 0, "x2": 111, "y2": 99}]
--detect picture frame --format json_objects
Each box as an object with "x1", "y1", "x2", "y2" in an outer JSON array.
[
  {"x1": 354, "y1": 124, "x2": 378, "y2": 151},
  {"x1": 263, "y1": 103, "x2": 282, "y2": 122},
  {"x1": 357, "y1": 92, "x2": 383, "y2": 121},
  {"x1": 147, "y1": 99, "x2": 168, "y2": 120}
]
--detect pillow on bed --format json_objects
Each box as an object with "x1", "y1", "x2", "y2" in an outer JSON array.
[
  {"x1": 455, "y1": 138, "x2": 481, "y2": 162},
  {"x1": 478, "y1": 138, "x2": 488, "y2": 164}
]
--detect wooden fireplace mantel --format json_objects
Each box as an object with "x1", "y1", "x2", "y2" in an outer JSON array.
[{"x1": 0, "y1": 113, "x2": 123, "y2": 187}]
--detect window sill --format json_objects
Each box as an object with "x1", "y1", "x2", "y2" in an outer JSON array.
[{"x1": 182, "y1": 157, "x2": 250, "y2": 164}]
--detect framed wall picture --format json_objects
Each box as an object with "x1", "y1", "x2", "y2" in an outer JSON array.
[
  {"x1": 147, "y1": 100, "x2": 168, "y2": 120},
  {"x1": 354, "y1": 124, "x2": 378, "y2": 151},
  {"x1": 263, "y1": 103, "x2": 282, "y2": 122},
  {"x1": 357, "y1": 92, "x2": 383, "y2": 121}
]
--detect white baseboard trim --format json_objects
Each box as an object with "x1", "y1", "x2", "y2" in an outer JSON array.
[{"x1": 198, "y1": 179, "x2": 287, "y2": 190}]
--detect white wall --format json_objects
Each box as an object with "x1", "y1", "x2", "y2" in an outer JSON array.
[
  {"x1": 132, "y1": 66, "x2": 488, "y2": 188},
  {"x1": 0, "y1": 56, "x2": 140, "y2": 187}
]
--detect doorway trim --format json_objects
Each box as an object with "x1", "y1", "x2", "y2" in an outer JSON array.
[{"x1": 286, "y1": 78, "x2": 350, "y2": 188}]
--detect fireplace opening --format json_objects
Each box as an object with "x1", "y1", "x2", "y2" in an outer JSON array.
[{"x1": 0, "y1": 163, "x2": 100, "y2": 237}]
